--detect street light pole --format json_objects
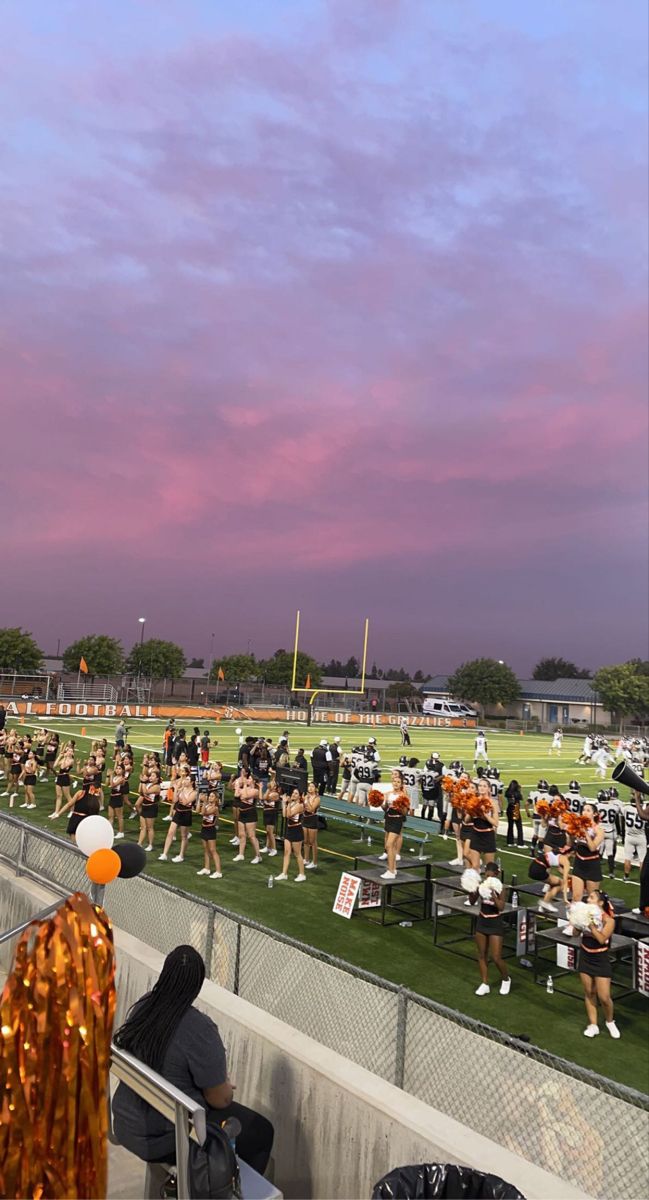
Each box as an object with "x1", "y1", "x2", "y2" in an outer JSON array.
[{"x1": 137, "y1": 617, "x2": 146, "y2": 682}]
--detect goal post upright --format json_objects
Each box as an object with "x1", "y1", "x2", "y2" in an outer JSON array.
[{"x1": 290, "y1": 610, "x2": 371, "y2": 707}]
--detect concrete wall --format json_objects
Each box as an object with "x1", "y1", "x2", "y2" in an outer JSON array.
[{"x1": 0, "y1": 866, "x2": 591, "y2": 1200}]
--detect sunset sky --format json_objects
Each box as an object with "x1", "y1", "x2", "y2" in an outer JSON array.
[{"x1": 2, "y1": 0, "x2": 647, "y2": 674}]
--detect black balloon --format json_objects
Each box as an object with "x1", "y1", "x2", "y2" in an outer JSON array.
[{"x1": 114, "y1": 841, "x2": 147, "y2": 879}]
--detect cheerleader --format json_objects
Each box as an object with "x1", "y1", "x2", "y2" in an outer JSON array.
[
  {"x1": 52, "y1": 744, "x2": 76, "y2": 815},
  {"x1": 303, "y1": 781, "x2": 321, "y2": 870},
  {"x1": 108, "y1": 766, "x2": 127, "y2": 837},
  {"x1": 380, "y1": 769, "x2": 408, "y2": 880},
  {"x1": 276, "y1": 789, "x2": 306, "y2": 882},
  {"x1": 158, "y1": 769, "x2": 195, "y2": 861},
  {"x1": 230, "y1": 768, "x2": 248, "y2": 845},
  {"x1": 43, "y1": 730, "x2": 59, "y2": 780},
  {"x1": 18, "y1": 751, "x2": 38, "y2": 810},
  {"x1": 540, "y1": 813, "x2": 571, "y2": 902},
  {"x1": 233, "y1": 775, "x2": 262, "y2": 864},
  {"x1": 529, "y1": 843, "x2": 564, "y2": 912},
  {"x1": 50, "y1": 784, "x2": 100, "y2": 841},
  {"x1": 260, "y1": 786, "x2": 280, "y2": 856},
  {"x1": 136, "y1": 768, "x2": 161, "y2": 853},
  {"x1": 468, "y1": 778, "x2": 499, "y2": 871},
  {"x1": 473, "y1": 862, "x2": 511, "y2": 996},
  {"x1": 578, "y1": 891, "x2": 620, "y2": 1039},
  {"x1": 5, "y1": 738, "x2": 24, "y2": 806},
  {"x1": 196, "y1": 791, "x2": 222, "y2": 879},
  {"x1": 571, "y1": 803, "x2": 604, "y2": 903}
]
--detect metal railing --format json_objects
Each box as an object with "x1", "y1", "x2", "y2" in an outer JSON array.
[
  {"x1": 1, "y1": 813, "x2": 647, "y2": 1200},
  {"x1": 110, "y1": 1045, "x2": 206, "y2": 1200}
]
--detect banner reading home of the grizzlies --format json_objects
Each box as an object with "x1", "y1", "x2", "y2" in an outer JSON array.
[{"x1": 5, "y1": 699, "x2": 476, "y2": 727}]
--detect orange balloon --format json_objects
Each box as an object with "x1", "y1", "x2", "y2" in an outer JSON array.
[{"x1": 86, "y1": 847, "x2": 121, "y2": 885}]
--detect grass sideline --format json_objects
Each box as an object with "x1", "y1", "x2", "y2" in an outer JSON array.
[{"x1": 3, "y1": 716, "x2": 648, "y2": 1094}]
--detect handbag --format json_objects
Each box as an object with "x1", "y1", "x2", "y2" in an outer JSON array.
[{"x1": 187, "y1": 1123, "x2": 242, "y2": 1199}]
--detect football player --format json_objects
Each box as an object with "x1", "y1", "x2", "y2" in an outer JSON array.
[
  {"x1": 565, "y1": 780, "x2": 584, "y2": 815},
  {"x1": 577, "y1": 734, "x2": 594, "y2": 764},
  {"x1": 420, "y1": 754, "x2": 444, "y2": 825},
  {"x1": 622, "y1": 792, "x2": 648, "y2": 883},
  {"x1": 486, "y1": 767, "x2": 504, "y2": 814},
  {"x1": 527, "y1": 778, "x2": 550, "y2": 853},
  {"x1": 593, "y1": 741, "x2": 614, "y2": 780},
  {"x1": 474, "y1": 731, "x2": 489, "y2": 766},
  {"x1": 595, "y1": 787, "x2": 623, "y2": 879},
  {"x1": 549, "y1": 728, "x2": 563, "y2": 756},
  {"x1": 399, "y1": 756, "x2": 421, "y2": 812}
]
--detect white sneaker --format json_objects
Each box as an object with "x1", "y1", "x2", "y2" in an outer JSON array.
[
  {"x1": 232, "y1": 854, "x2": 244, "y2": 862},
  {"x1": 396, "y1": 855, "x2": 402, "y2": 861},
  {"x1": 230, "y1": 836, "x2": 240, "y2": 845},
  {"x1": 129, "y1": 811, "x2": 138, "y2": 820},
  {"x1": 163, "y1": 814, "x2": 172, "y2": 822},
  {"x1": 260, "y1": 846, "x2": 268, "y2": 853},
  {"x1": 27, "y1": 803, "x2": 37, "y2": 810},
  {"x1": 250, "y1": 856, "x2": 261, "y2": 864},
  {"x1": 500, "y1": 979, "x2": 511, "y2": 995},
  {"x1": 20, "y1": 801, "x2": 29, "y2": 808},
  {"x1": 449, "y1": 857, "x2": 463, "y2": 866},
  {"x1": 0, "y1": 791, "x2": 8, "y2": 797},
  {"x1": 583, "y1": 1024, "x2": 599, "y2": 1038},
  {"x1": 464, "y1": 898, "x2": 475, "y2": 907},
  {"x1": 143, "y1": 845, "x2": 153, "y2": 852},
  {"x1": 171, "y1": 855, "x2": 184, "y2": 863},
  {"x1": 158, "y1": 854, "x2": 168, "y2": 861},
  {"x1": 295, "y1": 874, "x2": 306, "y2": 882},
  {"x1": 380, "y1": 870, "x2": 397, "y2": 880},
  {"x1": 114, "y1": 832, "x2": 125, "y2": 839},
  {"x1": 210, "y1": 871, "x2": 223, "y2": 879},
  {"x1": 305, "y1": 862, "x2": 316, "y2": 869},
  {"x1": 275, "y1": 873, "x2": 288, "y2": 881},
  {"x1": 606, "y1": 1021, "x2": 621, "y2": 1039},
  {"x1": 378, "y1": 852, "x2": 388, "y2": 860},
  {"x1": 268, "y1": 848, "x2": 278, "y2": 857},
  {"x1": 196, "y1": 868, "x2": 211, "y2": 875},
  {"x1": 475, "y1": 983, "x2": 490, "y2": 996},
  {"x1": 539, "y1": 901, "x2": 558, "y2": 913},
  {"x1": 442, "y1": 833, "x2": 448, "y2": 840},
  {"x1": 563, "y1": 925, "x2": 574, "y2": 937}
]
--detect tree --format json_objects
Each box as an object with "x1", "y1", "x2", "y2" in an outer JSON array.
[
  {"x1": 593, "y1": 661, "x2": 649, "y2": 729},
  {"x1": 387, "y1": 681, "x2": 421, "y2": 699},
  {"x1": 62, "y1": 635, "x2": 124, "y2": 676},
  {"x1": 342, "y1": 656, "x2": 360, "y2": 677},
  {"x1": 321, "y1": 659, "x2": 345, "y2": 676},
  {"x1": 261, "y1": 649, "x2": 321, "y2": 688},
  {"x1": 127, "y1": 639, "x2": 186, "y2": 680},
  {"x1": 533, "y1": 657, "x2": 591, "y2": 680},
  {"x1": 0, "y1": 627, "x2": 44, "y2": 673},
  {"x1": 209, "y1": 654, "x2": 258, "y2": 683},
  {"x1": 413, "y1": 670, "x2": 426, "y2": 683},
  {"x1": 448, "y1": 658, "x2": 520, "y2": 716},
  {"x1": 188, "y1": 657, "x2": 205, "y2": 669}
]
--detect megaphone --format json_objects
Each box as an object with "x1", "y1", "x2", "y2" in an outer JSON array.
[{"x1": 612, "y1": 760, "x2": 649, "y2": 797}]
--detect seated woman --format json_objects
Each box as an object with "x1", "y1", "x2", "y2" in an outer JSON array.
[{"x1": 112, "y1": 946, "x2": 274, "y2": 1172}]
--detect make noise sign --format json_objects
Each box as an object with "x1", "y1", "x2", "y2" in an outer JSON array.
[{"x1": 333, "y1": 872, "x2": 360, "y2": 918}]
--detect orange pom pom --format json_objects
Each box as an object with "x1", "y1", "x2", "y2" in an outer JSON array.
[{"x1": 86, "y1": 848, "x2": 121, "y2": 885}]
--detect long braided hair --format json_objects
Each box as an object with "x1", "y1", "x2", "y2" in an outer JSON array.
[{"x1": 114, "y1": 945, "x2": 206, "y2": 1073}]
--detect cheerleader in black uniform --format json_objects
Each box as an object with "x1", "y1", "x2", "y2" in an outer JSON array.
[
  {"x1": 473, "y1": 862, "x2": 511, "y2": 996},
  {"x1": 303, "y1": 781, "x2": 321, "y2": 870},
  {"x1": 159, "y1": 770, "x2": 194, "y2": 862},
  {"x1": 136, "y1": 768, "x2": 160, "y2": 854},
  {"x1": 571, "y1": 803, "x2": 604, "y2": 903},
  {"x1": 196, "y1": 791, "x2": 222, "y2": 879},
  {"x1": 50, "y1": 784, "x2": 100, "y2": 841},
  {"x1": 468, "y1": 778, "x2": 499, "y2": 871},
  {"x1": 261, "y1": 787, "x2": 280, "y2": 857},
  {"x1": 108, "y1": 767, "x2": 127, "y2": 838},
  {"x1": 52, "y1": 744, "x2": 75, "y2": 815},
  {"x1": 43, "y1": 731, "x2": 59, "y2": 780},
  {"x1": 541, "y1": 811, "x2": 571, "y2": 902},
  {"x1": 276, "y1": 789, "x2": 306, "y2": 882},
  {"x1": 19, "y1": 751, "x2": 38, "y2": 810},
  {"x1": 529, "y1": 843, "x2": 564, "y2": 913},
  {"x1": 233, "y1": 777, "x2": 262, "y2": 865},
  {"x1": 380, "y1": 770, "x2": 408, "y2": 880},
  {"x1": 7, "y1": 741, "x2": 25, "y2": 806},
  {"x1": 579, "y1": 891, "x2": 620, "y2": 1039}
]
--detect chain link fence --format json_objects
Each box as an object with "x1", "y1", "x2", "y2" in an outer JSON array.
[{"x1": 1, "y1": 813, "x2": 647, "y2": 1199}]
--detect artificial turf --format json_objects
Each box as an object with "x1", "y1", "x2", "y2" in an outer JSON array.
[{"x1": 3, "y1": 716, "x2": 648, "y2": 1095}]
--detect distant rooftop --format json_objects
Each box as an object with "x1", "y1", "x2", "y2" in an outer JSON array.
[{"x1": 422, "y1": 675, "x2": 599, "y2": 703}]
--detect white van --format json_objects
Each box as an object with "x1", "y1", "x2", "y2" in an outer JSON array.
[{"x1": 422, "y1": 698, "x2": 477, "y2": 718}]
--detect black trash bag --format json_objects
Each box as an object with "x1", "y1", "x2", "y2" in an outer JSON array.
[
  {"x1": 372, "y1": 1163, "x2": 525, "y2": 1199},
  {"x1": 187, "y1": 1123, "x2": 242, "y2": 1199}
]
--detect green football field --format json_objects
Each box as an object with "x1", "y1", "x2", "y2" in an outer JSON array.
[{"x1": 3, "y1": 716, "x2": 648, "y2": 1094}]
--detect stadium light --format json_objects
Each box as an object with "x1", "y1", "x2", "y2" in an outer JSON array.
[{"x1": 138, "y1": 617, "x2": 146, "y2": 645}]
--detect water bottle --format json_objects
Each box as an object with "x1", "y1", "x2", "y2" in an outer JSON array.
[
  {"x1": 511, "y1": 890, "x2": 519, "y2": 909},
  {"x1": 367, "y1": 834, "x2": 372, "y2": 847},
  {"x1": 399, "y1": 921, "x2": 413, "y2": 928},
  {"x1": 267, "y1": 875, "x2": 274, "y2": 889},
  {"x1": 546, "y1": 975, "x2": 554, "y2": 994}
]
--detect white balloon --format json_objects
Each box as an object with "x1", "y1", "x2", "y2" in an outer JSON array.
[{"x1": 76, "y1": 815, "x2": 115, "y2": 857}]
